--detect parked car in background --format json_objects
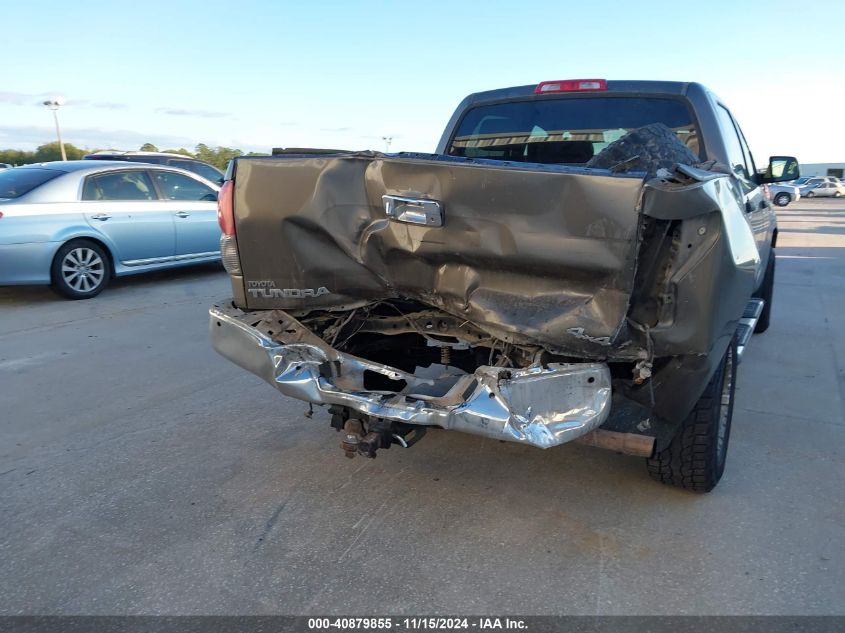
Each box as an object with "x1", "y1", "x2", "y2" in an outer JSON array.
[
  {"x1": 83, "y1": 151, "x2": 224, "y2": 185},
  {"x1": 807, "y1": 176, "x2": 840, "y2": 185},
  {"x1": 795, "y1": 176, "x2": 840, "y2": 185},
  {"x1": 801, "y1": 181, "x2": 845, "y2": 198},
  {"x1": 0, "y1": 161, "x2": 221, "y2": 299},
  {"x1": 767, "y1": 182, "x2": 801, "y2": 206}
]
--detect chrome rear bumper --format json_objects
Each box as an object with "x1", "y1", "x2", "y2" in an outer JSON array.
[{"x1": 210, "y1": 303, "x2": 612, "y2": 449}]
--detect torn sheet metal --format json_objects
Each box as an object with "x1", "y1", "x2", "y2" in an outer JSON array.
[
  {"x1": 210, "y1": 303, "x2": 612, "y2": 448},
  {"x1": 231, "y1": 153, "x2": 758, "y2": 364}
]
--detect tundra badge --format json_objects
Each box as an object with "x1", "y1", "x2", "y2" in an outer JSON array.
[{"x1": 246, "y1": 280, "x2": 330, "y2": 299}]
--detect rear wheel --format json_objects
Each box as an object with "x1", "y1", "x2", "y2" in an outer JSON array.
[
  {"x1": 51, "y1": 239, "x2": 111, "y2": 299},
  {"x1": 647, "y1": 337, "x2": 737, "y2": 492},
  {"x1": 806, "y1": 191, "x2": 815, "y2": 198},
  {"x1": 835, "y1": 191, "x2": 842, "y2": 198},
  {"x1": 773, "y1": 192, "x2": 791, "y2": 207}
]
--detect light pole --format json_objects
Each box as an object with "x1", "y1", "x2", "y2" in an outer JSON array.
[
  {"x1": 43, "y1": 98, "x2": 67, "y2": 161},
  {"x1": 381, "y1": 136, "x2": 392, "y2": 153}
]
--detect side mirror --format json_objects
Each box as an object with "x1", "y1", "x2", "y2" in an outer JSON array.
[{"x1": 762, "y1": 156, "x2": 800, "y2": 183}]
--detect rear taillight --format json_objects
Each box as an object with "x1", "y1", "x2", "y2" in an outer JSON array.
[
  {"x1": 535, "y1": 79, "x2": 607, "y2": 94},
  {"x1": 220, "y1": 234, "x2": 241, "y2": 275},
  {"x1": 217, "y1": 180, "x2": 241, "y2": 275},
  {"x1": 217, "y1": 180, "x2": 235, "y2": 236}
]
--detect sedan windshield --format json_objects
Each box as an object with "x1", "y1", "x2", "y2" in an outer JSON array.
[{"x1": 0, "y1": 168, "x2": 63, "y2": 199}]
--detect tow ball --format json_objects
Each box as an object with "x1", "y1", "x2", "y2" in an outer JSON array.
[{"x1": 335, "y1": 411, "x2": 425, "y2": 459}]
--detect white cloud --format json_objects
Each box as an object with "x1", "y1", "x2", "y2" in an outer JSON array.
[{"x1": 156, "y1": 108, "x2": 230, "y2": 118}]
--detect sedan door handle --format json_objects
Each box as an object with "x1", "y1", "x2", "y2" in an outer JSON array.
[
  {"x1": 90, "y1": 213, "x2": 111, "y2": 221},
  {"x1": 175, "y1": 212, "x2": 191, "y2": 218}
]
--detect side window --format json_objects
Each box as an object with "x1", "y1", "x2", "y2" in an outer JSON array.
[
  {"x1": 172, "y1": 160, "x2": 223, "y2": 184},
  {"x1": 714, "y1": 104, "x2": 752, "y2": 183},
  {"x1": 152, "y1": 171, "x2": 216, "y2": 201},
  {"x1": 126, "y1": 156, "x2": 162, "y2": 164},
  {"x1": 82, "y1": 170, "x2": 156, "y2": 201},
  {"x1": 734, "y1": 122, "x2": 757, "y2": 181}
]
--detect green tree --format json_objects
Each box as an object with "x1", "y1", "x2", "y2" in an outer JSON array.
[
  {"x1": 34, "y1": 142, "x2": 86, "y2": 162},
  {"x1": 1, "y1": 142, "x2": 265, "y2": 166},
  {"x1": 162, "y1": 148, "x2": 194, "y2": 157},
  {"x1": 194, "y1": 144, "x2": 243, "y2": 170},
  {"x1": 0, "y1": 148, "x2": 33, "y2": 165}
]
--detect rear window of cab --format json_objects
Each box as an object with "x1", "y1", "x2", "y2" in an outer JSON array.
[{"x1": 448, "y1": 96, "x2": 700, "y2": 165}]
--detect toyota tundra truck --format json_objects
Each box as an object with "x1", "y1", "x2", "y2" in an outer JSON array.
[{"x1": 209, "y1": 79, "x2": 798, "y2": 492}]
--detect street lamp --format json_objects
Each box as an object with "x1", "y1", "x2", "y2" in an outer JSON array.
[
  {"x1": 381, "y1": 136, "x2": 392, "y2": 152},
  {"x1": 43, "y1": 97, "x2": 67, "y2": 161}
]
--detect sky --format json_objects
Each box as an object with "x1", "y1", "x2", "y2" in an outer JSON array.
[{"x1": 2, "y1": 0, "x2": 844, "y2": 162}]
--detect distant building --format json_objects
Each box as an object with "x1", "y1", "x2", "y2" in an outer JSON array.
[{"x1": 799, "y1": 163, "x2": 845, "y2": 179}]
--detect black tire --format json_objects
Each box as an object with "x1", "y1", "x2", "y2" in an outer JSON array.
[
  {"x1": 806, "y1": 191, "x2": 815, "y2": 198},
  {"x1": 51, "y1": 239, "x2": 111, "y2": 299},
  {"x1": 835, "y1": 191, "x2": 842, "y2": 198},
  {"x1": 647, "y1": 337, "x2": 737, "y2": 493},
  {"x1": 773, "y1": 192, "x2": 791, "y2": 207},
  {"x1": 753, "y1": 250, "x2": 775, "y2": 333}
]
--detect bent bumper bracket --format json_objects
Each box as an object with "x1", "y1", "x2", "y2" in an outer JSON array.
[{"x1": 210, "y1": 303, "x2": 612, "y2": 449}]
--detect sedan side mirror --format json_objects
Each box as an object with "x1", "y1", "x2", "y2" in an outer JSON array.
[{"x1": 761, "y1": 156, "x2": 800, "y2": 183}]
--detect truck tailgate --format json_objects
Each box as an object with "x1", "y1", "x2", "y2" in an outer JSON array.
[{"x1": 231, "y1": 153, "x2": 645, "y2": 355}]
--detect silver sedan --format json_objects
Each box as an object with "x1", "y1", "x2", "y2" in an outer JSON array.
[
  {"x1": 800, "y1": 181, "x2": 845, "y2": 198},
  {"x1": 0, "y1": 161, "x2": 221, "y2": 299},
  {"x1": 767, "y1": 183, "x2": 801, "y2": 207}
]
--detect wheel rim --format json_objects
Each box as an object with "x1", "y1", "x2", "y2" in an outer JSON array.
[
  {"x1": 62, "y1": 247, "x2": 105, "y2": 292},
  {"x1": 716, "y1": 346, "x2": 734, "y2": 465},
  {"x1": 776, "y1": 194, "x2": 787, "y2": 205}
]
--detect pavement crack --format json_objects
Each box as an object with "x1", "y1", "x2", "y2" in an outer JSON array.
[
  {"x1": 252, "y1": 499, "x2": 289, "y2": 552},
  {"x1": 737, "y1": 406, "x2": 845, "y2": 427}
]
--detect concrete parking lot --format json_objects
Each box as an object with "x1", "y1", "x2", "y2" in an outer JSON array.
[{"x1": 1, "y1": 201, "x2": 843, "y2": 616}]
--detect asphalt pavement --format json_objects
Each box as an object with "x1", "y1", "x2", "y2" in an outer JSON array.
[{"x1": 1, "y1": 200, "x2": 843, "y2": 615}]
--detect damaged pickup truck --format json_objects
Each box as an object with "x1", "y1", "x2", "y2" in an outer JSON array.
[{"x1": 210, "y1": 79, "x2": 799, "y2": 492}]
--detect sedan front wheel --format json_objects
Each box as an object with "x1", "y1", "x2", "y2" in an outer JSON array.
[
  {"x1": 51, "y1": 240, "x2": 111, "y2": 299},
  {"x1": 773, "y1": 192, "x2": 791, "y2": 207}
]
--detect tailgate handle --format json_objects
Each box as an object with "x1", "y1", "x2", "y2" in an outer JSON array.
[{"x1": 382, "y1": 195, "x2": 443, "y2": 227}]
